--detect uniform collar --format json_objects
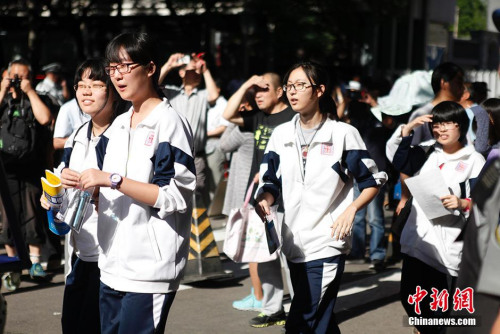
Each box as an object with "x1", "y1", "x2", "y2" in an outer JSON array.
[
  {"x1": 434, "y1": 144, "x2": 476, "y2": 161},
  {"x1": 288, "y1": 114, "x2": 337, "y2": 144},
  {"x1": 119, "y1": 99, "x2": 169, "y2": 129},
  {"x1": 180, "y1": 85, "x2": 199, "y2": 96}
]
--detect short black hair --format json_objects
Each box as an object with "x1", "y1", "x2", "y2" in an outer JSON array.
[
  {"x1": 74, "y1": 57, "x2": 126, "y2": 120},
  {"x1": 430, "y1": 101, "x2": 469, "y2": 142},
  {"x1": 105, "y1": 32, "x2": 161, "y2": 93},
  {"x1": 431, "y1": 62, "x2": 464, "y2": 95},
  {"x1": 74, "y1": 58, "x2": 110, "y2": 88},
  {"x1": 468, "y1": 82, "x2": 488, "y2": 105}
]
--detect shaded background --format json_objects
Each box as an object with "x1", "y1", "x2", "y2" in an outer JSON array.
[{"x1": 0, "y1": 0, "x2": 499, "y2": 93}]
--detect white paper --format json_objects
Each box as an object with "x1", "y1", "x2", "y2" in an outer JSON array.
[{"x1": 405, "y1": 169, "x2": 452, "y2": 220}]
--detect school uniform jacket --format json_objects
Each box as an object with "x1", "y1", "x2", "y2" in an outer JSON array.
[
  {"x1": 98, "y1": 99, "x2": 196, "y2": 294},
  {"x1": 386, "y1": 125, "x2": 485, "y2": 276},
  {"x1": 57, "y1": 121, "x2": 101, "y2": 275},
  {"x1": 256, "y1": 114, "x2": 387, "y2": 263}
]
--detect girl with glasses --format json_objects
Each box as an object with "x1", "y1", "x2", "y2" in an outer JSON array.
[
  {"x1": 386, "y1": 101, "x2": 485, "y2": 333},
  {"x1": 78, "y1": 32, "x2": 195, "y2": 334},
  {"x1": 41, "y1": 57, "x2": 126, "y2": 333},
  {"x1": 255, "y1": 62, "x2": 387, "y2": 333}
]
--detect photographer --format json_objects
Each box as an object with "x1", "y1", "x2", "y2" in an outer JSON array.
[
  {"x1": 159, "y1": 52, "x2": 219, "y2": 207},
  {"x1": 0, "y1": 58, "x2": 53, "y2": 290}
]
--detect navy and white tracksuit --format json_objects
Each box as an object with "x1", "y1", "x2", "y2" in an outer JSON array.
[
  {"x1": 97, "y1": 99, "x2": 196, "y2": 334},
  {"x1": 58, "y1": 121, "x2": 102, "y2": 334},
  {"x1": 257, "y1": 114, "x2": 387, "y2": 333},
  {"x1": 386, "y1": 125, "x2": 485, "y2": 276},
  {"x1": 386, "y1": 125, "x2": 485, "y2": 329}
]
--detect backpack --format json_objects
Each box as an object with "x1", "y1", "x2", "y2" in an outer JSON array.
[{"x1": 0, "y1": 95, "x2": 37, "y2": 164}]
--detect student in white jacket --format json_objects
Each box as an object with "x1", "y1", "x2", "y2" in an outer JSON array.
[
  {"x1": 41, "y1": 58, "x2": 126, "y2": 333},
  {"x1": 255, "y1": 62, "x2": 387, "y2": 334},
  {"x1": 386, "y1": 101, "x2": 485, "y2": 333},
  {"x1": 79, "y1": 33, "x2": 196, "y2": 334}
]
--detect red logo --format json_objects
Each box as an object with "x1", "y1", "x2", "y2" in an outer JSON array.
[
  {"x1": 408, "y1": 286, "x2": 428, "y2": 315},
  {"x1": 321, "y1": 143, "x2": 334, "y2": 155},
  {"x1": 145, "y1": 131, "x2": 155, "y2": 146},
  {"x1": 453, "y1": 287, "x2": 475, "y2": 314},
  {"x1": 455, "y1": 161, "x2": 468, "y2": 173},
  {"x1": 407, "y1": 286, "x2": 475, "y2": 315},
  {"x1": 430, "y1": 288, "x2": 449, "y2": 312}
]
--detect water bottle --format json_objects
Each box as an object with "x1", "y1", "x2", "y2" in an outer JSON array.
[{"x1": 64, "y1": 188, "x2": 93, "y2": 233}]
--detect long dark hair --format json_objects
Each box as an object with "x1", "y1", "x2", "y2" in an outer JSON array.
[
  {"x1": 283, "y1": 61, "x2": 338, "y2": 120},
  {"x1": 481, "y1": 98, "x2": 500, "y2": 146},
  {"x1": 105, "y1": 32, "x2": 162, "y2": 97},
  {"x1": 74, "y1": 57, "x2": 126, "y2": 120}
]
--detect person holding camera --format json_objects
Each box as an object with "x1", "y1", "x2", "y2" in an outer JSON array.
[
  {"x1": 0, "y1": 58, "x2": 53, "y2": 290},
  {"x1": 159, "y1": 53, "x2": 219, "y2": 208}
]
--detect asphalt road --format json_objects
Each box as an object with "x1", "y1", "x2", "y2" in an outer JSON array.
[
  {"x1": 2, "y1": 258, "x2": 408, "y2": 334},
  {"x1": 2, "y1": 211, "x2": 410, "y2": 334}
]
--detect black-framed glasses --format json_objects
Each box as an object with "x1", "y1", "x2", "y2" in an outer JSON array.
[
  {"x1": 105, "y1": 63, "x2": 141, "y2": 76},
  {"x1": 283, "y1": 82, "x2": 316, "y2": 92},
  {"x1": 73, "y1": 83, "x2": 107, "y2": 92}
]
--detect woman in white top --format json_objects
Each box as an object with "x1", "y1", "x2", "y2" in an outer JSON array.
[
  {"x1": 386, "y1": 101, "x2": 485, "y2": 333},
  {"x1": 256, "y1": 61, "x2": 387, "y2": 334},
  {"x1": 79, "y1": 32, "x2": 196, "y2": 334},
  {"x1": 41, "y1": 57, "x2": 125, "y2": 333}
]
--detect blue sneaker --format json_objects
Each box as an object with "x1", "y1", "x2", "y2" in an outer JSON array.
[
  {"x1": 29, "y1": 263, "x2": 47, "y2": 279},
  {"x1": 232, "y1": 288, "x2": 263, "y2": 311}
]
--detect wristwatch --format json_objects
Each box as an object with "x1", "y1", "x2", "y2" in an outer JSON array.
[{"x1": 109, "y1": 173, "x2": 123, "y2": 190}]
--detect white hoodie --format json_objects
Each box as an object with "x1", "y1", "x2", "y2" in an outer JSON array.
[
  {"x1": 386, "y1": 125, "x2": 485, "y2": 276},
  {"x1": 57, "y1": 121, "x2": 101, "y2": 276},
  {"x1": 257, "y1": 115, "x2": 387, "y2": 263},
  {"x1": 97, "y1": 99, "x2": 196, "y2": 293}
]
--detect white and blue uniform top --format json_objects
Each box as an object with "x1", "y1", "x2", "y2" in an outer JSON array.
[
  {"x1": 57, "y1": 121, "x2": 105, "y2": 269},
  {"x1": 386, "y1": 124, "x2": 485, "y2": 276},
  {"x1": 256, "y1": 114, "x2": 388, "y2": 263},
  {"x1": 97, "y1": 98, "x2": 196, "y2": 294}
]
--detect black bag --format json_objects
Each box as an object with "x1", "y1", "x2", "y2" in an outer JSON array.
[
  {"x1": 390, "y1": 196, "x2": 413, "y2": 241},
  {"x1": 0, "y1": 96, "x2": 37, "y2": 164}
]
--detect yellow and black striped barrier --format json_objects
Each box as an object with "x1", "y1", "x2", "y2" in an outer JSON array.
[
  {"x1": 182, "y1": 194, "x2": 232, "y2": 283},
  {"x1": 189, "y1": 207, "x2": 219, "y2": 260}
]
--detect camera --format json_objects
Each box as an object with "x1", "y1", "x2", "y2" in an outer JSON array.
[
  {"x1": 177, "y1": 55, "x2": 191, "y2": 65},
  {"x1": 9, "y1": 75, "x2": 21, "y2": 90}
]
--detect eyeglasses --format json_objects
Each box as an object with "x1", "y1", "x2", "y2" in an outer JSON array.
[
  {"x1": 73, "y1": 83, "x2": 107, "y2": 92},
  {"x1": 431, "y1": 122, "x2": 459, "y2": 130},
  {"x1": 283, "y1": 82, "x2": 316, "y2": 92},
  {"x1": 104, "y1": 63, "x2": 141, "y2": 76}
]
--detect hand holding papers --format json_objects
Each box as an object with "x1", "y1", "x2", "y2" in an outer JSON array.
[{"x1": 405, "y1": 169, "x2": 453, "y2": 220}]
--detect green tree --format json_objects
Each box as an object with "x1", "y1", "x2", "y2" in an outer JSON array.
[{"x1": 457, "y1": 0, "x2": 486, "y2": 37}]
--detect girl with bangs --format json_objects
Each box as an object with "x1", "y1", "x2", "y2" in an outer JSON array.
[
  {"x1": 256, "y1": 61, "x2": 387, "y2": 333},
  {"x1": 41, "y1": 57, "x2": 125, "y2": 333},
  {"x1": 387, "y1": 101, "x2": 485, "y2": 333},
  {"x1": 78, "y1": 33, "x2": 196, "y2": 334}
]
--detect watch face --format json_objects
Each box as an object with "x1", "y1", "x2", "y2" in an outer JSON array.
[{"x1": 111, "y1": 174, "x2": 121, "y2": 183}]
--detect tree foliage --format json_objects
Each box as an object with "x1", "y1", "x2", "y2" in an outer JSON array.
[{"x1": 457, "y1": 0, "x2": 486, "y2": 37}]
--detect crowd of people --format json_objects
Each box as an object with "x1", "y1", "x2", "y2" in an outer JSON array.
[{"x1": 0, "y1": 31, "x2": 499, "y2": 334}]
